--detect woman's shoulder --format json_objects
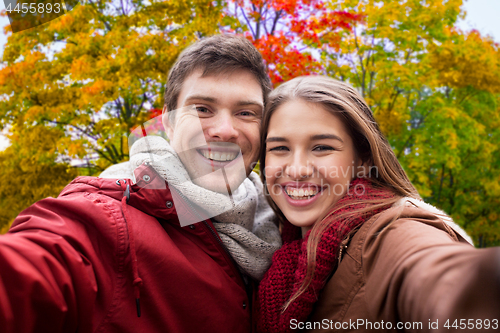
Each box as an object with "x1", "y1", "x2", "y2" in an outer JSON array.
[
  {"x1": 340, "y1": 197, "x2": 473, "y2": 269},
  {"x1": 353, "y1": 197, "x2": 472, "y2": 247},
  {"x1": 390, "y1": 197, "x2": 473, "y2": 245}
]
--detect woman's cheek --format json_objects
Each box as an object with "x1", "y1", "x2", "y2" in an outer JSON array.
[{"x1": 264, "y1": 162, "x2": 283, "y2": 198}]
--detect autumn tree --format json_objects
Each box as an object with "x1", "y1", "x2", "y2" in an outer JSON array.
[
  {"x1": 419, "y1": 30, "x2": 500, "y2": 247},
  {"x1": 321, "y1": 0, "x2": 500, "y2": 246},
  {"x1": 223, "y1": 0, "x2": 363, "y2": 84}
]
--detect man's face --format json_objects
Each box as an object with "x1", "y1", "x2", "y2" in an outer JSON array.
[{"x1": 163, "y1": 69, "x2": 263, "y2": 193}]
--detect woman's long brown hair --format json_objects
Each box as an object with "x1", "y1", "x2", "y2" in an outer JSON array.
[{"x1": 259, "y1": 76, "x2": 421, "y2": 310}]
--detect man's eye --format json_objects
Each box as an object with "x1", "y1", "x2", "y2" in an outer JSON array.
[
  {"x1": 313, "y1": 145, "x2": 335, "y2": 151},
  {"x1": 239, "y1": 111, "x2": 254, "y2": 117},
  {"x1": 196, "y1": 106, "x2": 210, "y2": 113}
]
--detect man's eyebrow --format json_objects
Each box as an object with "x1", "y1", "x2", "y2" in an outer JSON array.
[
  {"x1": 184, "y1": 94, "x2": 218, "y2": 103},
  {"x1": 311, "y1": 134, "x2": 344, "y2": 143},
  {"x1": 266, "y1": 136, "x2": 288, "y2": 143},
  {"x1": 236, "y1": 100, "x2": 264, "y2": 109},
  {"x1": 184, "y1": 95, "x2": 263, "y2": 109}
]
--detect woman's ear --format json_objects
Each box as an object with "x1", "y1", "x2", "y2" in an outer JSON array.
[{"x1": 355, "y1": 158, "x2": 372, "y2": 179}]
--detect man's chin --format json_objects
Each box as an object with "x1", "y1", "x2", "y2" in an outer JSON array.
[{"x1": 192, "y1": 171, "x2": 247, "y2": 194}]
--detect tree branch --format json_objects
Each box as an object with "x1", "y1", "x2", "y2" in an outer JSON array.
[
  {"x1": 88, "y1": 0, "x2": 112, "y2": 32},
  {"x1": 42, "y1": 118, "x2": 99, "y2": 141},
  {"x1": 270, "y1": 9, "x2": 282, "y2": 35},
  {"x1": 353, "y1": 29, "x2": 367, "y2": 96},
  {"x1": 240, "y1": 7, "x2": 256, "y2": 39}
]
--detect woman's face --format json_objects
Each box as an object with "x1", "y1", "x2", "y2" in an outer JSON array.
[{"x1": 265, "y1": 99, "x2": 361, "y2": 234}]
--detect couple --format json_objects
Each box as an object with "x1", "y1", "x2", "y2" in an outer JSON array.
[{"x1": 0, "y1": 34, "x2": 498, "y2": 333}]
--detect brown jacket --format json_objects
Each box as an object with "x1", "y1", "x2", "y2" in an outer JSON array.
[{"x1": 305, "y1": 199, "x2": 500, "y2": 332}]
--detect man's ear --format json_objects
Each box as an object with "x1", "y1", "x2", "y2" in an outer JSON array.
[{"x1": 162, "y1": 108, "x2": 174, "y2": 140}]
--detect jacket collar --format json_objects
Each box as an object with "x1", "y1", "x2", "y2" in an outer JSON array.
[{"x1": 59, "y1": 164, "x2": 193, "y2": 223}]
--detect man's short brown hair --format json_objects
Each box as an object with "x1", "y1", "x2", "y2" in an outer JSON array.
[{"x1": 164, "y1": 34, "x2": 272, "y2": 112}]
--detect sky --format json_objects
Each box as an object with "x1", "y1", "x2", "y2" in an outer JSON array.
[{"x1": 0, "y1": 0, "x2": 499, "y2": 150}]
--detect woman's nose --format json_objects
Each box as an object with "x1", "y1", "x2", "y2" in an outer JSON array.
[{"x1": 285, "y1": 155, "x2": 314, "y2": 180}]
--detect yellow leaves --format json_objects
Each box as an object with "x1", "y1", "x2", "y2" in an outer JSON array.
[
  {"x1": 444, "y1": 129, "x2": 458, "y2": 150},
  {"x1": 484, "y1": 179, "x2": 500, "y2": 197},
  {"x1": 67, "y1": 141, "x2": 86, "y2": 158},
  {"x1": 81, "y1": 79, "x2": 116, "y2": 107},
  {"x1": 70, "y1": 57, "x2": 91, "y2": 80},
  {"x1": 0, "y1": 50, "x2": 47, "y2": 96},
  {"x1": 487, "y1": 213, "x2": 498, "y2": 224},
  {"x1": 84, "y1": 80, "x2": 113, "y2": 95},
  {"x1": 0, "y1": 131, "x2": 78, "y2": 230},
  {"x1": 49, "y1": 11, "x2": 75, "y2": 31},
  {"x1": 25, "y1": 106, "x2": 46, "y2": 120},
  {"x1": 374, "y1": 106, "x2": 407, "y2": 136},
  {"x1": 429, "y1": 30, "x2": 500, "y2": 92},
  {"x1": 94, "y1": 118, "x2": 120, "y2": 135},
  {"x1": 57, "y1": 137, "x2": 87, "y2": 159},
  {"x1": 443, "y1": 106, "x2": 459, "y2": 120}
]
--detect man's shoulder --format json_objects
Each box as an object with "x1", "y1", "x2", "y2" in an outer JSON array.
[
  {"x1": 59, "y1": 175, "x2": 128, "y2": 201},
  {"x1": 9, "y1": 176, "x2": 130, "y2": 233}
]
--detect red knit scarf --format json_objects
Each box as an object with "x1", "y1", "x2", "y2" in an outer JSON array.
[{"x1": 257, "y1": 178, "x2": 394, "y2": 333}]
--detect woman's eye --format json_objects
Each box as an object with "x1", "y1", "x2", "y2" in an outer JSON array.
[
  {"x1": 268, "y1": 146, "x2": 289, "y2": 152},
  {"x1": 313, "y1": 145, "x2": 335, "y2": 151}
]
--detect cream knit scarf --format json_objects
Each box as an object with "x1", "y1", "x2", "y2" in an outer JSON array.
[{"x1": 100, "y1": 136, "x2": 282, "y2": 280}]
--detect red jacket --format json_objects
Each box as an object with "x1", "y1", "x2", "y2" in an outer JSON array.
[{"x1": 0, "y1": 164, "x2": 251, "y2": 333}]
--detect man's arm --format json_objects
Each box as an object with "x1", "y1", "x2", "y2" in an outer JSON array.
[{"x1": 0, "y1": 195, "x2": 117, "y2": 333}]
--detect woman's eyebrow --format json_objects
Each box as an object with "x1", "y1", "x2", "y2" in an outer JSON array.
[
  {"x1": 266, "y1": 136, "x2": 288, "y2": 143},
  {"x1": 311, "y1": 134, "x2": 344, "y2": 143}
]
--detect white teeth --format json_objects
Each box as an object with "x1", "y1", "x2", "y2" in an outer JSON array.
[
  {"x1": 285, "y1": 187, "x2": 319, "y2": 199},
  {"x1": 200, "y1": 150, "x2": 237, "y2": 162}
]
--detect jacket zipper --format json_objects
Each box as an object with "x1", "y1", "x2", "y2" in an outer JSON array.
[{"x1": 169, "y1": 185, "x2": 246, "y2": 285}]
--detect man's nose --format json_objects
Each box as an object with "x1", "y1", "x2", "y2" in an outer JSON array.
[{"x1": 206, "y1": 111, "x2": 239, "y2": 142}]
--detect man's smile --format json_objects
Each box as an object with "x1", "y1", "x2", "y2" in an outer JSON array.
[{"x1": 197, "y1": 148, "x2": 240, "y2": 162}]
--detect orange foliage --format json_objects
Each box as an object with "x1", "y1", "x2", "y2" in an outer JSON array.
[{"x1": 224, "y1": 0, "x2": 363, "y2": 84}]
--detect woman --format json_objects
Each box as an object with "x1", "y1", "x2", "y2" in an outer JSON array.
[{"x1": 257, "y1": 76, "x2": 500, "y2": 332}]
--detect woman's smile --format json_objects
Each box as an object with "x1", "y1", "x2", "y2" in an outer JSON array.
[{"x1": 279, "y1": 182, "x2": 325, "y2": 207}]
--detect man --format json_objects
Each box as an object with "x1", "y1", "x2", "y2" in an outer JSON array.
[{"x1": 0, "y1": 35, "x2": 281, "y2": 333}]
